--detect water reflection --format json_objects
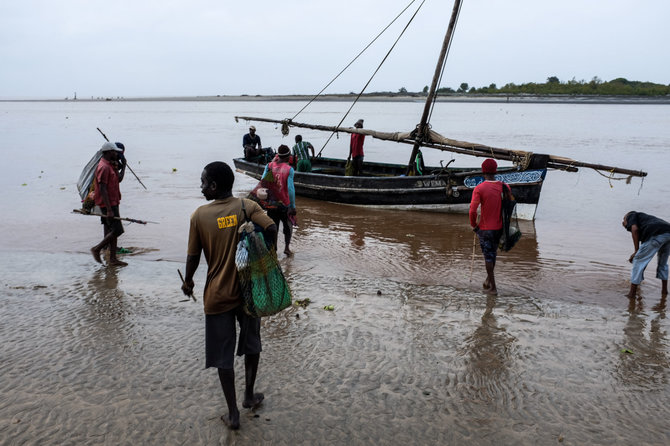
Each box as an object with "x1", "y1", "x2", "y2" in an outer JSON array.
[
  {"x1": 462, "y1": 295, "x2": 517, "y2": 382},
  {"x1": 84, "y1": 265, "x2": 127, "y2": 323},
  {"x1": 289, "y1": 195, "x2": 632, "y2": 308},
  {"x1": 293, "y1": 197, "x2": 541, "y2": 293},
  {"x1": 616, "y1": 297, "x2": 669, "y2": 388},
  {"x1": 349, "y1": 225, "x2": 366, "y2": 249}
]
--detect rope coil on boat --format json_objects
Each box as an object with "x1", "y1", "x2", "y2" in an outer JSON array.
[{"x1": 511, "y1": 152, "x2": 533, "y2": 170}]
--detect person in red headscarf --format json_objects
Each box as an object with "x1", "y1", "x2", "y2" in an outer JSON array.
[{"x1": 469, "y1": 158, "x2": 513, "y2": 295}]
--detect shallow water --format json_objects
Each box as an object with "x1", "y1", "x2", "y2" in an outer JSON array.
[{"x1": 1, "y1": 100, "x2": 670, "y2": 444}]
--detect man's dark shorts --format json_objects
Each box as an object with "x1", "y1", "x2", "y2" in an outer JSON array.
[
  {"x1": 267, "y1": 207, "x2": 292, "y2": 242},
  {"x1": 99, "y1": 206, "x2": 125, "y2": 237},
  {"x1": 205, "y1": 306, "x2": 262, "y2": 369},
  {"x1": 477, "y1": 229, "x2": 502, "y2": 263}
]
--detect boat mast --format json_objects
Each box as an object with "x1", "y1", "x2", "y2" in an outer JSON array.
[{"x1": 406, "y1": 0, "x2": 462, "y2": 174}]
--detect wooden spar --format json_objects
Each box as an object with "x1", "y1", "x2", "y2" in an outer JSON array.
[
  {"x1": 545, "y1": 156, "x2": 647, "y2": 177},
  {"x1": 72, "y1": 208, "x2": 158, "y2": 224},
  {"x1": 406, "y1": 0, "x2": 462, "y2": 174},
  {"x1": 233, "y1": 115, "x2": 647, "y2": 177}
]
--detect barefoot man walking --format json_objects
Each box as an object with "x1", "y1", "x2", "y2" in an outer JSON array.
[
  {"x1": 91, "y1": 142, "x2": 127, "y2": 267},
  {"x1": 469, "y1": 158, "x2": 513, "y2": 295},
  {"x1": 181, "y1": 161, "x2": 277, "y2": 430}
]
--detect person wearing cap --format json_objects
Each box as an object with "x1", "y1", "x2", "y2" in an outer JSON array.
[
  {"x1": 90, "y1": 141, "x2": 128, "y2": 266},
  {"x1": 348, "y1": 119, "x2": 365, "y2": 176},
  {"x1": 469, "y1": 158, "x2": 513, "y2": 295},
  {"x1": 243, "y1": 126, "x2": 263, "y2": 160},
  {"x1": 292, "y1": 134, "x2": 315, "y2": 172},
  {"x1": 622, "y1": 211, "x2": 670, "y2": 299},
  {"x1": 261, "y1": 145, "x2": 296, "y2": 255}
]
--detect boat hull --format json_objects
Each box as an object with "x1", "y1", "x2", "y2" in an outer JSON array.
[{"x1": 233, "y1": 157, "x2": 546, "y2": 220}]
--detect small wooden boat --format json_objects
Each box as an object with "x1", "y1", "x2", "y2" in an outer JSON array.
[
  {"x1": 233, "y1": 0, "x2": 646, "y2": 220},
  {"x1": 234, "y1": 155, "x2": 548, "y2": 220}
]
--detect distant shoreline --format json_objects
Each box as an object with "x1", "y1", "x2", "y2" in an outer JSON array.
[{"x1": 3, "y1": 93, "x2": 670, "y2": 105}]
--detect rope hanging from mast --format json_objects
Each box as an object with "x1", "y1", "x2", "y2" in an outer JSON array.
[
  {"x1": 313, "y1": 0, "x2": 427, "y2": 157},
  {"x1": 290, "y1": 0, "x2": 423, "y2": 123},
  {"x1": 405, "y1": 0, "x2": 463, "y2": 173}
]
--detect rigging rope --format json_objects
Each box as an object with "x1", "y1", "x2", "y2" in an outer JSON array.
[
  {"x1": 593, "y1": 168, "x2": 635, "y2": 188},
  {"x1": 291, "y1": 0, "x2": 421, "y2": 122},
  {"x1": 316, "y1": 0, "x2": 427, "y2": 157}
]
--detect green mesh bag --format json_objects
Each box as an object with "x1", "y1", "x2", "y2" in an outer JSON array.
[{"x1": 236, "y1": 201, "x2": 292, "y2": 317}]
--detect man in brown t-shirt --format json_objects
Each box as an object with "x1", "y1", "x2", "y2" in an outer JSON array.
[{"x1": 181, "y1": 161, "x2": 276, "y2": 430}]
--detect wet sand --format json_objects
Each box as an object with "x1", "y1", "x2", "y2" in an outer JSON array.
[
  {"x1": 2, "y1": 99, "x2": 670, "y2": 444},
  {"x1": 2, "y1": 201, "x2": 670, "y2": 445}
]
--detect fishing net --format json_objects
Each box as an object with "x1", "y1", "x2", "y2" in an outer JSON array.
[
  {"x1": 235, "y1": 206, "x2": 292, "y2": 318},
  {"x1": 499, "y1": 187, "x2": 521, "y2": 252},
  {"x1": 345, "y1": 159, "x2": 355, "y2": 176},
  {"x1": 248, "y1": 166, "x2": 287, "y2": 211},
  {"x1": 77, "y1": 149, "x2": 103, "y2": 202}
]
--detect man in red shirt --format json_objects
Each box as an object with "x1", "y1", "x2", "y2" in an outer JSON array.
[
  {"x1": 90, "y1": 142, "x2": 127, "y2": 266},
  {"x1": 349, "y1": 119, "x2": 365, "y2": 176},
  {"x1": 469, "y1": 158, "x2": 513, "y2": 295}
]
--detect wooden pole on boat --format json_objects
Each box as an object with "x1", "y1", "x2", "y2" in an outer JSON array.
[
  {"x1": 233, "y1": 116, "x2": 646, "y2": 177},
  {"x1": 406, "y1": 0, "x2": 463, "y2": 174}
]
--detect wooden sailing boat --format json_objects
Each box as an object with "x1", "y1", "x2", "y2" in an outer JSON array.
[{"x1": 233, "y1": 0, "x2": 646, "y2": 220}]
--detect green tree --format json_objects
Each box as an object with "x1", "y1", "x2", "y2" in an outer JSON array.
[{"x1": 457, "y1": 82, "x2": 469, "y2": 93}]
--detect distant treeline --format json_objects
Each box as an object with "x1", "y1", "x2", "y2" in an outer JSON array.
[{"x1": 386, "y1": 77, "x2": 670, "y2": 97}]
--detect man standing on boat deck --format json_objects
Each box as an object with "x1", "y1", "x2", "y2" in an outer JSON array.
[
  {"x1": 349, "y1": 119, "x2": 365, "y2": 176},
  {"x1": 181, "y1": 161, "x2": 277, "y2": 430},
  {"x1": 469, "y1": 158, "x2": 513, "y2": 295},
  {"x1": 243, "y1": 126, "x2": 262, "y2": 160},
  {"x1": 292, "y1": 135, "x2": 315, "y2": 172},
  {"x1": 262, "y1": 145, "x2": 296, "y2": 255},
  {"x1": 90, "y1": 141, "x2": 127, "y2": 267},
  {"x1": 622, "y1": 211, "x2": 670, "y2": 299}
]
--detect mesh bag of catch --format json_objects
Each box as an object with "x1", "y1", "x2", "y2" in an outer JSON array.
[
  {"x1": 499, "y1": 186, "x2": 522, "y2": 252},
  {"x1": 77, "y1": 149, "x2": 103, "y2": 201},
  {"x1": 236, "y1": 210, "x2": 292, "y2": 318}
]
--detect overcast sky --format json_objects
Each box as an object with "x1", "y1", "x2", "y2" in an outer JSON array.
[{"x1": 1, "y1": 0, "x2": 668, "y2": 99}]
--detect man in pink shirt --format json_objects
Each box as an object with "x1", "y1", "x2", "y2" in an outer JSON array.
[
  {"x1": 91, "y1": 142, "x2": 127, "y2": 266},
  {"x1": 469, "y1": 158, "x2": 513, "y2": 295}
]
